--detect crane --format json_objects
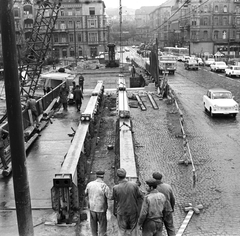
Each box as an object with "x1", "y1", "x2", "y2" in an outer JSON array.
[{"x1": 19, "y1": 0, "x2": 62, "y2": 100}]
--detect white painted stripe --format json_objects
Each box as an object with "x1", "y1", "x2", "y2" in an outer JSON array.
[{"x1": 176, "y1": 210, "x2": 194, "y2": 236}]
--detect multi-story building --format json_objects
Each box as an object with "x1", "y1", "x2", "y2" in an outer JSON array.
[
  {"x1": 0, "y1": 0, "x2": 107, "y2": 64},
  {"x1": 149, "y1": 0, "x2": 174, "y2": 49},
  {"x1": 50, "y1": 0, "x2": 107, "y2": 59},
  {"x1": 171, "y1": 0, "x2": 240, "y2": 57}
]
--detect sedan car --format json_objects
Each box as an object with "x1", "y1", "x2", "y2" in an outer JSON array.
[
  {"x1": 225, "y1": 66, "x2": 240, "y2": 77},
  {"x1": 210, "y1": 61, "x2": 228, "y2": 72},
  {"x1": 204, "y1": 58, "x2": 215, "y2": 66},
  {"x1": 203, "y1": 88, "x2": 239, "y2": 117},
  {"x1": 196, "y1": 58, "x2": 204, "y2": 66}
]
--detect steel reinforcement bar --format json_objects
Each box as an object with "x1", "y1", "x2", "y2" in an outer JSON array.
[
  {"x1": 117, "y1": 75, "x2": 137, "y2": 182},
  {"x1": 51, "y1": 80, "x2": 104, "y2": 223}
]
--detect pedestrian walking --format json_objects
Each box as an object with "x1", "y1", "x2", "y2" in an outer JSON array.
[
  {"x1": 25, "y1": 95, "x2": 40, "y2": 127},
  {"x1": 131, "y1": 65, "x2": 136, "y2": 78},
  {"x1": 85, "y1": 170, "x2": 111, "y2": 236},
  {"x1": 79, "y1": 73, "x2": 84, "y2": 92},
  {"x1": 73, "y1": 85, "x2": 83, "y2": 111},
  {"x1": 138, "y1": 178, "x2": 171, "y2": 236},
  {"x1": 153, "y1": 172, "x2": 176, "y2": 236},
  {"x1": 111, "y1": 168, "x2": 143, "y2": 236},
  {"x1": 59, "y1": 83, "x2": 69, "y2": 111},
  {"x1": 0, "y1": 127, "x2": 9, "y2": 170}
]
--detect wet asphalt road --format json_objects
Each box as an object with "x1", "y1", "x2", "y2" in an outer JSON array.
[{"x1": 168, "y1": 62, "x2": 240, "y2": 235}]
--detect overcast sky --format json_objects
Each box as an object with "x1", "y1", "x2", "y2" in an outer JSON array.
[{"x1": 104, "y1": 0, "x2": 166, "y2": 9}]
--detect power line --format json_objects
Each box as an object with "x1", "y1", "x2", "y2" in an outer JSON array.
[{"x1": 150, "y1": 0, "x2": 210, "y2": 33}]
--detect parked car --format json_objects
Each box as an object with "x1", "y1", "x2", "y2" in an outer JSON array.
[
  {"x1": 182, "y1": 55, "x2": 190, "y2": 62},
  {"x1": 124, "y1": 47, "x2": 130, "y2": 52},
  {"x1": 203, "y1": 88, "x2": 239, "y2": 118},
  {"x1": 204, "y1": 58, "x2": 215, "y2": 66},
  {"x1": 184, "y1": 59, "x2": 199, "y2": 70},
  {"x1": 196, "y1": 58, "x2": 204, "y2": 66},
  {"x1": 225, "y1": 66, "x2": 240, "y2": 77},
  {"x1": 210, "y1": 61, "x2": 228, "y2": 72}
]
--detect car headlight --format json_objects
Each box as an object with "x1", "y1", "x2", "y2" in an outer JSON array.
[{"x1": 234, "y1": 104, "x2": 239, "y2": 109}]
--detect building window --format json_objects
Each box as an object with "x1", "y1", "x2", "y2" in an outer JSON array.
[
  {"x1": 88, "y1": 19, "x2": 97, "y2": 28},
  {"x1": 68, "y1": 21, "x2": 73, "y2": 29},
  {"x1": 60, "y1": 22, "x2": 66, "y2": 30},
  {"x1": 191, "y1": 31, "x2": 197, "y2": 40},
  {"x1": 54, "y1": 23, "x2": 58, "y2": 29},
  {"x1": 237, "y1": 32, "x2": 240, "y2": 40},
  {"x1": 89, "y1": 7, "x2": 95, "y2": 16},
  {"x1": 76, "y1": 8, "x2": 81, "y2": 16},
  {"x1": 69, "y1": 34, "x2": 74, "y2": 43},
  {"x1": 88, "y1": 32, "x2": 98, "y2": 43},
  {"x1": 78, "y1": 33, "x2": 82, "y2": 42},
  {"x1": 214, "y1": 31, "x2": 219, "y2": 39},
  {"x1": 68, "y1": 9, "x2": 72, "y2": 16},
  {"x1": 70, "y1": 48, "x2": 74, "y2": 57},
  {"x1": 233, "y1": 31, "x2": 236, "y2": 39},
  {"x1": 76, "y1": 21, "x2": 82, "y2": 28},
  {"x1": 78, "y1": 47, "x2": 83, "y2": 56},
  {"x1": 223, "y1": 17, "x2": 228, "y2": 26},
  {"x1": 54, "y1": 35, "x2": 58, "y2": 43},
  {"x1": 192, "y1": 20, "x2": 197, "y2": 26},
  {"x1": 237, "y1": 17, "x2": 240, "y2": 25},
  {"x1": 223, "y1": 5, "x2": 227, "y2": 13},
  {"x1": 215, "y1": 5, "x2": 218, "y2": 13},
  {"x1": 14, "y1": 8, "x2": 20, "y2": 17},
  {"x1": 214, "y1": 17, "x2": 219, "y2": 25},
  {"x1": 223, "y1": 31, "x2": 227, "y2": 39},
  {"x1": 203, "y1": 31, "x2": 208, "y2": 40},
  {"x1": 203, "y1": 17, "x2": 208, "y2": 26},
  {"x1": 204, "y1": 5, "x2": 208, "y2": 13},
  {"x1": 62, "y1": 49, "x2": 67, "y2": 57},
  {"x1": 62, "y1": 36, "x2": 67, "y2": 43},
  {"x1": 236, "y1": 6, "x2": 240, "y2": 14},
  {"x1": 60, "y1": 10, "x2": 64, "y2": 16}
]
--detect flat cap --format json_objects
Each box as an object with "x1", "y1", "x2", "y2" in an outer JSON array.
[
  {"x1": 146, "y1": 178, "x2": 158, "y2": 187},
  {"x1": 117, "y1": 168, "x2": 126, "y2": 178},
  {"x1": 152, "y1": 172, "x2": 162, "y2": 181},
  {"x1": 96, "y1": 170, "x2": 105, "y2": 176}
]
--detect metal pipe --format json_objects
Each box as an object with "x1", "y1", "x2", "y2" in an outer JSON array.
[{"x1": 0, "y1": 0, "x2": 34, "y2": 235}]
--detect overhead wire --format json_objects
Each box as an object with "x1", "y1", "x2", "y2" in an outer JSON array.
[{"x1": 150, "y1": 0, "x2": 210, "y2": 34}]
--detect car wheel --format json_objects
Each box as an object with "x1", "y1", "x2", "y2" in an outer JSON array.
[
  {"x1": 232, "y1": 113, "x2": 237, "y2": 118},
  {"x1": 204, "y1": 103, "x2": 207, "y2": 112}
]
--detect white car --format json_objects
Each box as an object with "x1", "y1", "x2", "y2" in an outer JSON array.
[
  {"x1": 196, "y1": 58, "x2": 204, "y2": 66},
  {"x1": 225, "y1": 66, "x2": 240, "y2": 77},
  {"x1": 204, "y1": 58, "x2": 215, "y2": 66},
  {"x1": 203, "y1": 88, "x2": 239, "y2": 118},
  {"x1": 124, "y1": 47, "x2": 130, "y2": 52},
  {"x1": 210, "y1": 61, "x2": 228, "y2": 72}
]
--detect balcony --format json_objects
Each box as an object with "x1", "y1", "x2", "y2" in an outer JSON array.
[{"x1": 53, "y1": 42, "x2": 69, "y2": 47}]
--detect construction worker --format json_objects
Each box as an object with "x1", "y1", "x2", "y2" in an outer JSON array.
[
  {"x1": 111, "y1": 168, "x2": 143, "y2": 236},
  {"x1": 59, "y1": 83, "x2": 69, "y2": 111},
  {"x1": 78, "y1": 73, "x2": 84, "y2": 92},
  {"x1": 153, "y1": 172, "x2": 176, "y2": 236},
  {"x1": 131, "y1": 65, "x2": 136, "y2": 78},
  {"x1": 85, "y1": 170, "x2": 111, "y2": 236},
  {"x1": 73, "y1": 85, "x2": 83, "y2": 111},
  {"x1": 0, "y1": 127, "x2": 9, "y2": 170},
  {"x1": 25, "y1": 96, "x2": 40, "y2": 127},
  {"x1": 138, "y1": 178, "x2": 171, "y2": 236}
]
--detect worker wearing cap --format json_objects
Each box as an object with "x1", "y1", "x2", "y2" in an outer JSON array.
[
  {"x1": 153, "y1": 172, "x2": 176, "y2": 236},
  {"x1": 138, "y1": 178, "x2": 171, "y2": 236},
  {"x1": 85, "y1": 170, "x2": 111, "y2": 236},
  {"x1": 112, "y1": 168, "x2": 143, "y2": 236}
]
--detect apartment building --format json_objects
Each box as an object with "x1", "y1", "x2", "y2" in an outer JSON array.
[
  {"x1": 0, "y1": 0, "x2": 107, "y2": 65},
  {"x1": 52, "y1": 0, "x2": 107, "y2": 59}
]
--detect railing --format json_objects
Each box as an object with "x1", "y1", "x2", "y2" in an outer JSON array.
[{"x1": 51, "y1": 80, "x2": 104, "y2": 223}]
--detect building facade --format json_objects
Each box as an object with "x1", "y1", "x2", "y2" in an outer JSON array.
[{"x1": 0, "y1": 0, "x2": 107, "y2": 65}]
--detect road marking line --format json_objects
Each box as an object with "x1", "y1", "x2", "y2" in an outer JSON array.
[{"x1": 176, "y1": 210, "x2": 194, "y2": 236}]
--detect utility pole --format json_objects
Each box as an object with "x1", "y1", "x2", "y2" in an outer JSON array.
[
  {"x1": 0, "y1": 1, "x2": 34, "y2": 235},
  {"x1": 74, "y1": 21, "x2": 77, "y2": 66},
  {"x1": 156, "y1": 38, "x2": 160, "y2": 87},
  {"x1": 119, "y1": 0, "x2": 123, "y2": 70}
]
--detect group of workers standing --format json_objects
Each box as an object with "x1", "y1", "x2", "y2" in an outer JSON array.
[
  {"x1": 85, "y1": 168, "x2": 176, "y2": 236},
  {"x1": 59, "y1": 73, "x2": 84, "y2": 111}
]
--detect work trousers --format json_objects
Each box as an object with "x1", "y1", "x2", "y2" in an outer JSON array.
[
  {"x1": 164, "y1": 212, "x2": 176, "y2": 236},
  {"x1": 75, "y1": 99, "x2": 82, "y2": 111},
  {"x1": 90, "y1": 211, "x2": 107, "y2": 236},
  {"x1": 142, "y1": 220, "x2": 163, "y2": 236},
  {"x1": 117, "y1": 213, "x2": 138, "y2": 236}
]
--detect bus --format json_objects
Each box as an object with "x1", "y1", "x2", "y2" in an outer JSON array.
[
  {"x1": 163, "y1": 47, "x2": 189, "y2": 58},
  {"x1": 158, "y1": 55, "x2": 177, "y2": 75}
]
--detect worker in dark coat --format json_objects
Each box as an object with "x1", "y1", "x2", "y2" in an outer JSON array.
[
  {"x1": 0, "y1": 127, "x2": 9, "y2": 169},
  {"x1": 59, "y1": 83, "x2": 69, "y2": 111},
  {"x1": 78, "y1": 73, "x2": 84, "y2": 92},
  {"x1": 73, "y1": 85, "x2": 83, "y2": 111},
  {"x1": 25, "y1": 95, "x2": 40, "y2": 127}
]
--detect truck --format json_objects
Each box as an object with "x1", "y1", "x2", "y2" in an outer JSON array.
[{"x1": 158, "y1": 55, "x2": 177, "y2": 75}]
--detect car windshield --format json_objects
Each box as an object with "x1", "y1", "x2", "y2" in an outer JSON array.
[
  {"x1": 216, "y1": 62, "x2": 226, "y2": 65},
  {"x1": 212, "y1": 92, "x2": 232, "y2": 99}
]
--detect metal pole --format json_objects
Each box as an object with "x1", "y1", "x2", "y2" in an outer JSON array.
[
  {"x1": 74, "y1": 21, "x2": 77, "y2": 65},
  {"x1": 119, "y1": 0, "x2": 123, "y2": 70},
  {"x1": 0, "y1": 1, "x2": 34, "y2": 235},
  {"x1": 156, "y1": 38, "x2": 159, "y2": 87}
]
